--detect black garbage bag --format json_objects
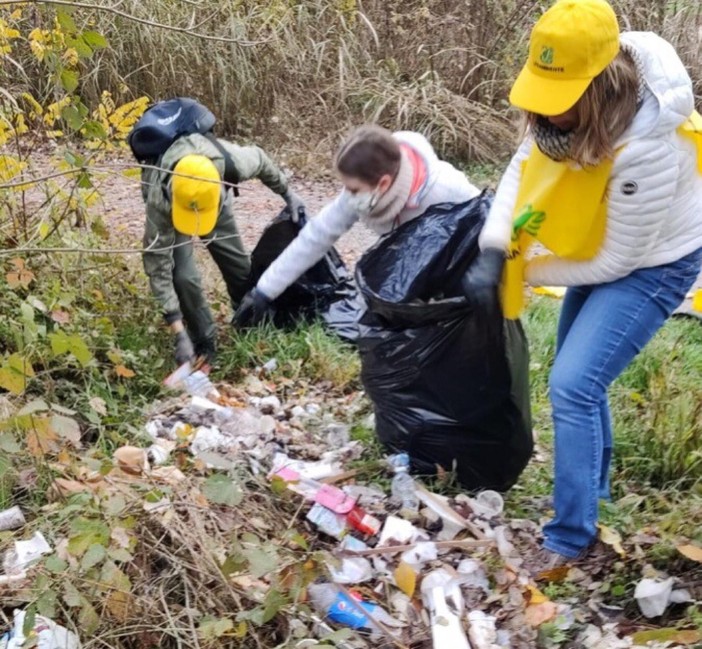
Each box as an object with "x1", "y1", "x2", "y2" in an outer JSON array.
[
  {"x1": 248, "y1": 209, "x2": 356, "y2": 329},
  {"x1": 356, "y1": 193, "x2": 533, "y2": 491}
]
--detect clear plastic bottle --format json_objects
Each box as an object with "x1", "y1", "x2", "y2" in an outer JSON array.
[{"x1": 389, "y1": 453, "x2": 419, "y2": 517}]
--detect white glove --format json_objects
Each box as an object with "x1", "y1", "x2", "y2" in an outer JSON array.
[{"x1": 283, "y1": 190, "x2": 306, "y2": 223}]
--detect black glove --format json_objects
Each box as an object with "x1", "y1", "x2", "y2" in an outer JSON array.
[
  {"x1": 174, "y1": 330, "x2": 195, "y2": 366},
  {"x1": 233, "y1": 288, "x2": 273, "y2": 328},
  {"x1": 461, "y1": 248, "x2": 506, "y2": 311},
  {"x1": 194, "y1": 339, "x2": 216, "y2": 367}
]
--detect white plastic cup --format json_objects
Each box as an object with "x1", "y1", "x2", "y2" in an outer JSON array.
[{"x1": 470, "y1": 490, "x2": 504, "y2": 518}]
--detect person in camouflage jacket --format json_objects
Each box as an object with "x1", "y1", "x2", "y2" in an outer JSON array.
[{"x1": 141, "y1": 132, "x2": 305, "y2": 366}]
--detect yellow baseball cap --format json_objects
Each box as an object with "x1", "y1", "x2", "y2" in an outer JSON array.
[
  {"x1": 171, "y1": 154, "x2": 221, "y2": 236},
  {"x1": 509, "y1": 0, "x2": 620, "y2": 116}
]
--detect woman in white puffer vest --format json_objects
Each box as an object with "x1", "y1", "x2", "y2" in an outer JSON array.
[
  {"x1": 463, "y1": 0, "x2": 702, "y2": 574},
  {"x1": 234, "y1": 125, "x2": 480, "y2": 325}
]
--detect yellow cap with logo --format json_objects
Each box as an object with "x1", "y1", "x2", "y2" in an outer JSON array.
[
  {"x1": 171, "y1": 154, "x2": 221, "y2": 236},
  {"x1": 509, "y1": 0, "x2": 620, "y2": 116}
]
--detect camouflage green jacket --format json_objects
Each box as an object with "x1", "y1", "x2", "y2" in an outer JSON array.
[{"x1": 141, "y1": 133, "x2": 289, "y2": 320}]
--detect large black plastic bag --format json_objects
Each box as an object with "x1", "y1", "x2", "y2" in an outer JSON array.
[
  {"x1": 356, "y1": 193, "x2": 533, "y2": 491},
  {"x1": 248, "y1": 209, "x2": 356, "y2": 328}
]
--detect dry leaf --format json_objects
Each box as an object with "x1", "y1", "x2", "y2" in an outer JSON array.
[
  {"x1": 114, "y1": 446, "x2": 148, "y2": 474},
  {"x1": 57, "y1": 448, "x2": 72, "y2": 465},
  {"x1": 111, "y1": 527, "x2": 131, "y2": 549},
  {"x1": 115, "y1": 364, "x2": 136, "y2": 378},
  {"x1": 597, "y1": 523, "x2": 626, "y2": 557},
  {"x1": 89, "y1": 396, "x2": 107, "y2": 416},
  {"x1": 535, "y1": 565, "x2": 570, "y2": 583},
  {"x1": 50, "y1": 414, "x2": 81, "y2": 445},
  {"x1": 106, "y1": 590, "x2": 132, "y2": 622},
  {"x1": 50, "y1": 310, "x2": 70, "y2": 324},
  {"x1": 151, "y1": 466, "x2": 186, "y2": 485},
  {"x1": 525, "y1": 584, "x2": 550, "y2": 605},
  {"x1": 394, "y1": 561, "x2": 417, "y2": 598},
  {"x1": 524, "y1": 601, "x2": 558, "y2": 627},
  {"x1": 26, "y1": 418, "x2": 60, "y2": 457},
  {"x1": 6, "y1": 257, "x2": 35, "y2": 289},
  {"x1": 51, "y1": 478, "x2": 93, "y2": 498},
  {"x1": 677, "y1": 544, "x2": 702, "y2": 563}
]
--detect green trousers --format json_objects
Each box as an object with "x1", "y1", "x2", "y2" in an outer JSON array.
[{"x1": 172, "y1": 211, "x2": 250, "y2": 355}]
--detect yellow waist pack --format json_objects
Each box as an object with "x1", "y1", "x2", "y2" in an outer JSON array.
[{"x1": 502, "y1": 145, "x2": 613, "y2": 319}]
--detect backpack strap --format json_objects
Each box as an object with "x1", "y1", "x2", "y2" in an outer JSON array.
[{"x1": 204, "y1": 132, "x2": 240, "y2": 197}]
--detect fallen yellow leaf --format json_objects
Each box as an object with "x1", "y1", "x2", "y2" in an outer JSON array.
[
  {"x1": 535, "y1": 565, "x2": 570, "y2": 583},
  {"x1": 394, "y1": 561, "x2": 417, "y2": 598},
  {"x1": 525, "y1": 584, "x2": 550, "y2": 605},
  {"x1": 677, "y1": 544, "x2": 702, "y2": 563},
  {"x1": 115, "y1": 364, "x2": 135, "y2": 378},
  {"x1": 597, "y1": 523, "x2": 626, "y2": 557}
]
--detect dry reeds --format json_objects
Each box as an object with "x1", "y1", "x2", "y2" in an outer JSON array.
[{"x1": 5, "y1": 0, "x2": 702, "y2": 166}]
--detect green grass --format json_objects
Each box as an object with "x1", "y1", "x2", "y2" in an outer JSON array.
[
  {"x1": 507, "y1": 295, "x2": 702, "y2": 569},
  {"x1": 217, "y1": 321, "x2": 360, "y2": 391}
]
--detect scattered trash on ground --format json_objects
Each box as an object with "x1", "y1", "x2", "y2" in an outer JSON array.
[{"x1": 0, "y1": 367, "x2": 699, "y2": 649}]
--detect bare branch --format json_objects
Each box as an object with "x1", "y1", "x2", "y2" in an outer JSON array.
[
  {"x1": 0, "y1": 231, "x2": 244, "y2": 256},
  {"x1": 5, "y1": 0, "x2": 270, "y2": 45}
]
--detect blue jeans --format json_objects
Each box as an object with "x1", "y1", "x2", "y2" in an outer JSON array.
[{"x1": 543, "y1": 248, "x2": 702, "y2": 557}]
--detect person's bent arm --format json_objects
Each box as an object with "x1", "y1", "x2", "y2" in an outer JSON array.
[
  {"x1": 257, "y1": 192, "x2": 359, "y2": 301},
  {"x1": 219, "y1": 141, "x2": 288, "y2": 195}
]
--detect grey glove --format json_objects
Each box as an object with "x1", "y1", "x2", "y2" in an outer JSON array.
[
  {"x1": 283, "y1": 190, "x2": 306, "y2": 223},
  {"x1": 233, "y1": 288, "x2": 273, "y2": 328},
  {"x1": 174, "y1": 330, "x2": 195, "y2": 365},
  {"x1": 461, "y1": 248, "x2": 506, "y2": 311}
]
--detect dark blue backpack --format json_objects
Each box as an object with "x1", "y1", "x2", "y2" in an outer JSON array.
[{"x1": 128, "y1": 97, "x2": 240, "y2": 189}]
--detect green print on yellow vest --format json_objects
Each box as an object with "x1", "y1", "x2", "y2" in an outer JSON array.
[
  {"x1": 511, "y1": 204, "x2": 546, "y2": 242},
  {"x1": 501, "y1": 144, "x2": 614, "y2": 319}
]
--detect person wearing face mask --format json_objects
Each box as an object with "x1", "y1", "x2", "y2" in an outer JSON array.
[
  {"x1": 462, "y1": 0, "x2": 702, "y2": 573},
  {"x1": 233, "y1": 125, "x2": 481, "y2": 326}
]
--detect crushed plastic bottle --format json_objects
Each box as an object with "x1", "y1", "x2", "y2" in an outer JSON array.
[
  {"x1": 388, "y1": 453, "x2": 419, "y2": 518},
  {"x1": 307, "y1": 583, "x2": 403, "y2": 634}
]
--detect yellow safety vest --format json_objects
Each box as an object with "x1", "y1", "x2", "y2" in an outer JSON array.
[{"x1": 502, "y1": 110, "x2": 702, "y2": 320}]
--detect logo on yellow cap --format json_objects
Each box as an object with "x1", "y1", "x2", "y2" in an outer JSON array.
[{"x1": 540, "y1": 46, "x2": 554, "y2": 65}]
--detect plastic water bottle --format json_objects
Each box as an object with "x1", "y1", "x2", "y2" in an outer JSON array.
[{"x1": 389, "y1": 453, "x2": 419, "y2": 517}]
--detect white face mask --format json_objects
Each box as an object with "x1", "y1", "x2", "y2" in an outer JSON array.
[{"x1": 346, "y1": 187, "x2": 381, "y2": 218}]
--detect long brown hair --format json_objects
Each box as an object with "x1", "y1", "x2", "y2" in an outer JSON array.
[
  {"x1": 524, "y1": 48, "x2": 640, "y2": 166},
  {"x1": 335, "y1": 124, "x2": 401, "y2": 184}
]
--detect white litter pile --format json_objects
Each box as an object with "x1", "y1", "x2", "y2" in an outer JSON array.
[{"x1": 0, "y1": 364, "x2": 697, "y2": 649}]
